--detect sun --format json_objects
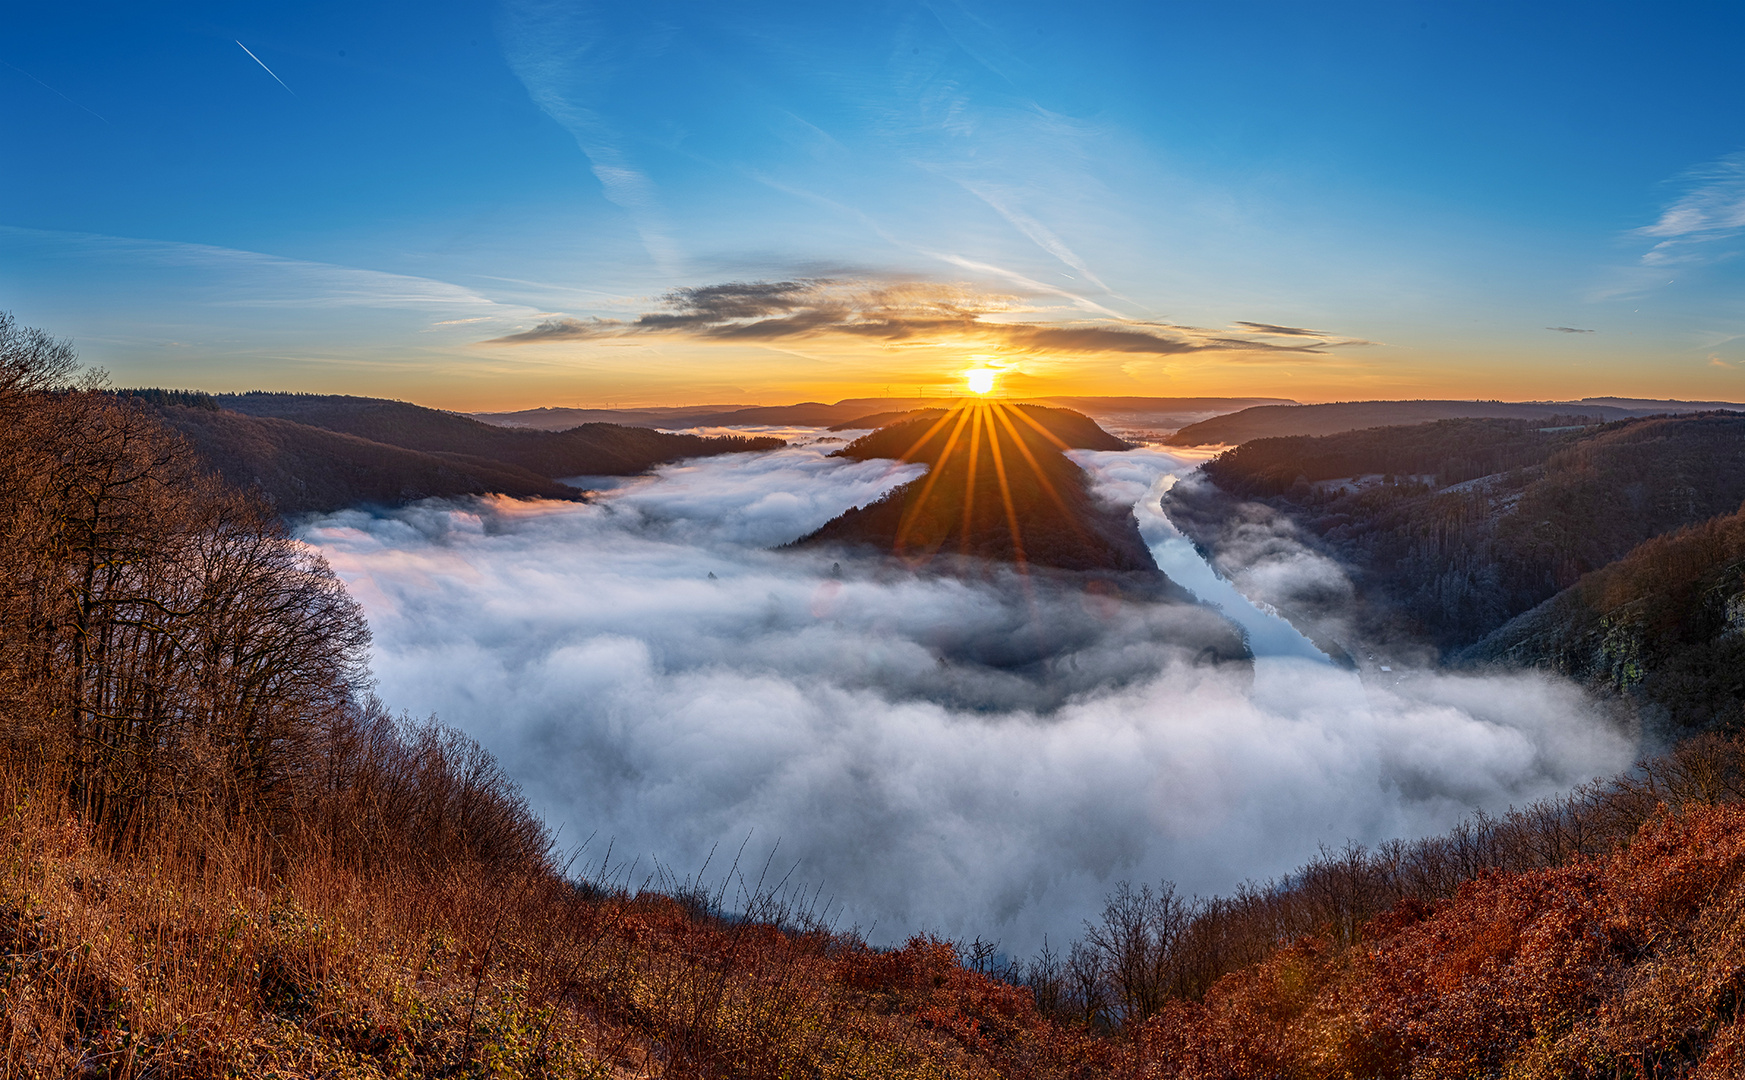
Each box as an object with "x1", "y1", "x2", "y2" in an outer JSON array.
[{"x1": 966, "y1": 368, "x2": 996, "y2": 395}]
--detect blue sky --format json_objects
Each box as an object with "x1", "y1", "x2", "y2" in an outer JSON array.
[{"x1": 2, "y1": 1, "x2": 1742, "y2": 407}]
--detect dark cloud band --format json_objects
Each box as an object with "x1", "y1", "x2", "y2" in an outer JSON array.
[
  {"x1": 1230, "y1": 320, "x2": 1328, "y2": 337},
  {"x1": 485, "y1": 278, "x2": 1364, "y2": 356}
]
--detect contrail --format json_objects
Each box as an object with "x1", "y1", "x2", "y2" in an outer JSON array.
[
  {"x1": 1, "y1": 59, "x2": 110, "y2": 123},
  {"x1": 235, "y1": 40, "x2": 294, "y2": 96}
]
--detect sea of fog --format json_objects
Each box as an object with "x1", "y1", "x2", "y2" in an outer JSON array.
[{"x1": 302, "y1": 432, "x2": 1633, "y2": 954}]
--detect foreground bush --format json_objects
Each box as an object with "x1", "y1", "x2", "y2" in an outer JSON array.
[
  {"x1": 1140, "y1": 801, "x2": 1745, "y2": 1079},
  {"x1": 17, "y1": 758, "x2": 1745, "y2": 1079},
  {"x1": 0, "y1": 755, "x2": 1125, "y2": 1078}
]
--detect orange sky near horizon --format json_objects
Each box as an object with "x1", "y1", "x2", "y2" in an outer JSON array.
[{"x1": 331, "y1": 336, "x2": 1745, "y2": 413}]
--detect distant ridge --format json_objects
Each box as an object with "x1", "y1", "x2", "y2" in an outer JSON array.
[
  {"x1": 157, "y1": 405, "x2": 578, "y2": 515},
  {"x1": 135, "y1": 392, "x2": 784, "y2": 516},
  {"x1": 1577, "y1": 396, "x2": 1745, "y2": 411},
  {"x1": 475, "y1": 396, "x2": 1291, "y2": 434},
  {"x1": 1162, "y1": 398, "x2": 1742, "y2": 446},
  {"x1": 472, "y1": 400, "x2": 934, "y2": 431},
  {"x1": 215, "y1": 393, "x2": 783, "y2": 478},
  {"x1": 1037, "y1": 396, "x2": 1295, "y2": 436},
  {"x1": 827, "y1": 408, "x2": 949, "y2": 432},
  {"x1": 466, "y1": 404, "x2": 757, "y2": 429}
]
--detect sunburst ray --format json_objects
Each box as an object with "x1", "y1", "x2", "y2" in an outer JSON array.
[
  {"x1": 893, "y1": 404, "x2": 973, "y2": 557},
  {"x1": 989, "y1": 402, "x2": 1098, "y2": 547},
  {"x1": 895, "y1": 401, "x2": 966, "y2": 464},
  {"x1": 983, "y1": 403, "x2": 1028, "y2": 570},
  {"x1": 958, "y1": 404, "x2": 985, "y2": 556},
  {"x1": 1001, "y1": 403, "x2": 1076, "y2": 454}
]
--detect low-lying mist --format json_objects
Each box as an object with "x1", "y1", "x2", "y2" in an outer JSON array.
[{"x1": 303, "y1": 437, "x2": 1634, "y2": 954}]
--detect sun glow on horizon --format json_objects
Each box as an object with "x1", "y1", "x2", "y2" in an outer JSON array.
[{"x1": 966, "y1": 368, "x2": 996, "y2": 395}]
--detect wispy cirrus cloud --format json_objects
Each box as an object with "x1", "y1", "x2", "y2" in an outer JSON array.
[
  {"x1": 0, "y1": 225, "x2": 538, "y2": 318},
  {"x1": 0, "y1": 225, "x2": 548, "y2": 384},
  {"x1": 497, "y1": 0, "x2": 682, "y2": 275},
  {"x1": 1635, "y1": 151, "x2": 1745, "y2": 267},
  {"x1": 483, "y1": 277, "x2": 1369, "y2": 358},
  {"x1": 1547, "y1": 326, "x2": 1594, "y2": 334},
  {"x1": 950, "y1": 177, "x2": 1111, "y2": 292}
]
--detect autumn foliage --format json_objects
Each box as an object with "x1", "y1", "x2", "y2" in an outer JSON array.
[{"x1": 1138, "y1": 802, "x2": 1745, "y2": 1079}]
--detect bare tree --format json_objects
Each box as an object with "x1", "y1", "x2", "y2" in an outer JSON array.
[{"x1": 1084, "y1": 880, "x2": 1193, "y2": 1024}]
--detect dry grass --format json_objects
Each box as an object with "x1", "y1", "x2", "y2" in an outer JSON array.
[
  {"x1": 2, "y1": 773, "x2": 598, "y2": 1077},
  {"x1": 0, "y1": 765, "x2": 1106, "y2": 1080}
]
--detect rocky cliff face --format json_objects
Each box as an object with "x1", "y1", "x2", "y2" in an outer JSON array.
[{"x1": 1461, "y1": 507, "x2": 1745, "y2": 736}]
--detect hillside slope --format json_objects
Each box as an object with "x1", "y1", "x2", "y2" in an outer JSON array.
[
  {"x1": 1166, "y1": 413, "x2": 1745, "y2": 655},
  {"x1": 1464, "y1": 506, "x2": 1745, "y2": 734},
  {"x1": 217, "y1": 392, "x2": 784, "y2": 477},
  {"x1": 1165, "y1": 399, "x2": 1646, "y2": 445},
  {"x1": 1139, "y1": 800, "x2": 1745, "y2": 1079},
  {"x1": 155, "y1": 404, "x2": 578, "y2": 514}
]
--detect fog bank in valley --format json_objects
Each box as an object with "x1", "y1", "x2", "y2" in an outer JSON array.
[{"x1": 303, "y1": 438, "x2": 1634, "y2": 953}]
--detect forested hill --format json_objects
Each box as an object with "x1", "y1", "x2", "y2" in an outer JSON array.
[
  {"x1": 1194, "y1": 416, "x2": 1589, "y2": 497},
  {"x1": 1165, "y1": 413, "x2": 1745, "y2": 669},
  {"x1": 1463, "y1": 506, "x2": 1745, "y2": 735},
  {"x1": 795, "y1": 403, "x2": 1159, "y2": 577},
  {"x1": 1165, "y1": 399, "x2": 1651, "y2": 445},
  {"x1": 155, "y1": 404, "x2": 579, "y2": 515},
  {"x1": 108, "y1": 391, "x2": 786, "y2": 515},
  {"x1": 831, "y1": 402, "x2": 1130, "y2": 457},
  {"x1": 217, "y1": 392, "x2": 784, "y2": 477},
  {"x1": 471, "y1": 399, "x2": 926, "y2": 430}
]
